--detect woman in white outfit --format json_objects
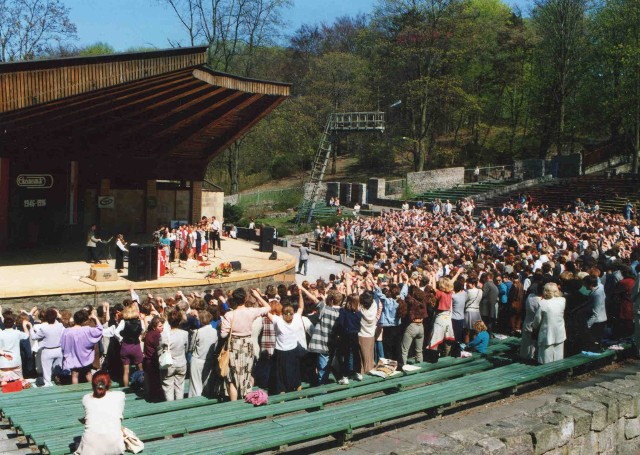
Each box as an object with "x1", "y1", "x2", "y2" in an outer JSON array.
[
  {"x1": 531, "y1": 282, "x2": 566, "y2": 364},
  {"x1": 31, "y1": 308, "x2": 64, "y2": 386},
  {"x1": 188, "y1": 310, "x2": 218, "y2": 398},
  {"x1": 75, "y1": 371, "x2": 125, "y2": 455}
]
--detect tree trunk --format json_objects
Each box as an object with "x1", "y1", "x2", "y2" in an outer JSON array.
[
  {"x1": 634, "y1": 66, "x2": 640, "y2": 175},
  {"x1": 227, "y1": 143, "x2": 241, "y2": 195},
  {"x1": 413, "y1": 140, "x2": 425, "y2": 172},
  {"x1": 331, "y1": 137, "x2": 338, "y2": 175}
]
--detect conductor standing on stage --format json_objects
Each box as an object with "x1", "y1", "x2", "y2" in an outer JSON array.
[
  {"x1": 211, "y1": 216, "x2": 222, "y2": 251},
  {"x1": 86, "y1": 225, "x2": 102, "y2": 264}
]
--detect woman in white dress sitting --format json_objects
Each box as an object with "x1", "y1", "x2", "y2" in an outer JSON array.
[{"x1": 75, "y1": 370, "x2": 125, "y2": 455}]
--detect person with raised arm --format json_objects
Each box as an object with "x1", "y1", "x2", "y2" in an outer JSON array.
[
  {"x1": 267, "y1": 290, "x2": 305, "y2": 393},
  {"x1": 220, "y1": 288, "x2": 270, "y2": 400}
]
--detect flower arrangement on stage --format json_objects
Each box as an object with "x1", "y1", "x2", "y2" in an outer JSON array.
[{"x1": 206, "y1": 262, "x2": 234, "y2": 279}]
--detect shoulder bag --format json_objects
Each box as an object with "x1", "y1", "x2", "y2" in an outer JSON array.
[
  {"x1": 218, "y1": 313, "x2": 234, "y2": 378},
  {"x1": 122, "y1": 426, "x2": 144, "y2": 454},
  {"x1": 158, "y1": 327, "x2": 173, "y2": 370}
]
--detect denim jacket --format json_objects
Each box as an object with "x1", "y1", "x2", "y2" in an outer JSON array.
[{"x1": 375, "y1": 284, "x2": 408, "y2": 327}]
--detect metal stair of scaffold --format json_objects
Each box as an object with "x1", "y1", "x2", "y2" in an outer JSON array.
[{"x1": 296, "y1": 112, "x2": 385, "y2": 225}]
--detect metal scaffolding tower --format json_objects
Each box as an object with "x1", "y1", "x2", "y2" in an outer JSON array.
[{"x1": 296, "y1": 112, "x2": 385, "y2": 225}]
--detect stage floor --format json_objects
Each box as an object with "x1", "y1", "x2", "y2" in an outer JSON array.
[{"x1": 0, "y1": 239, "x2": 295, "y2": 299}]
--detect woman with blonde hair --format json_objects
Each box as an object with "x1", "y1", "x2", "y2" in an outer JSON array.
[
  {"x1": 119, "y1": 304, "x2": 143, "y2": 387},
  {"x1": 531, "y1": 282, "x2": 566, "y2": 364},
  {"x1": 427, "y1": 269, "x2": 462, "y2": 355},
  {"x1": 466, "y1": 320, "x2": 489, "y2": 354}
]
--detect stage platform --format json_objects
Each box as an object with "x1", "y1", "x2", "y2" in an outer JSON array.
[{"x1": 0, "y1": 239, "x2": 296, "y2": 306}]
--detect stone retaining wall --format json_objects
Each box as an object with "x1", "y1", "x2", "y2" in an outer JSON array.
[
  {"x1": 421, "y1": 372, "x2": 640, "y2": 454},
  {"x1": 1, "y1": 269, "x2": 295, "y2": 311}
]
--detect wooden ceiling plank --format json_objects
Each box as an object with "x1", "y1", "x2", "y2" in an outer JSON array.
[
  {"x1": 3, "y1": 73, "x2": 198, "y2": 134},
  {"x1": 0, "y1": 69, "x2": 193, "y2": 126},
  {"x1": 135, "y1": 92, "x2": 256, "y2": 159}
]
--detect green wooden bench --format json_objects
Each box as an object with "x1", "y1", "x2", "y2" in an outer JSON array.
[
  {"x1": 142, "y1": 349, "x2": 623, "y2": 455},
  {"x1": 38, "y1": 355, "x2": 497, "y2": 454},
  {"x1": 11, "y1": 338, "x2": 520, "y2": 454}
]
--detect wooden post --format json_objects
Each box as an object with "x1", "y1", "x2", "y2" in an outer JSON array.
[
  {"x1": 146, "y1": 180, "x2": 158, "y2": 234},
  {"x1": 191, "y1": 181, "x2": 203, "y2": 224},
  {"x1": 0, "y1": 158, "x2": 9, "y2": 251}
]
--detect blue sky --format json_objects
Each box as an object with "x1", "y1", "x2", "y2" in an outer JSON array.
[
  {"x1": 64, "y1": 0, "x2": 378, "y2": 51},
  {"x1": 65, "y1": 0, "x2": 529, "y2": 52}
]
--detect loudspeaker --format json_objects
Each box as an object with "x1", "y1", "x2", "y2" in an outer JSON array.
[
  {"x1": 260, "y1": 227, "x2": 275, "y2": 253},
  {"x1": 128, "y1": 244, "x2": 158, "y2": 281},
  {"x1": 230, "y1": 261, "x2": 242, "y2": 271},
  {"x1": 269, "y1": 251, "x2": 277, "y2": 260}
]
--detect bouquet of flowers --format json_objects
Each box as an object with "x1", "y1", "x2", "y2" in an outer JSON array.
[{"x1": 206, "y1": 262, "x2": 234, "y2": 279}]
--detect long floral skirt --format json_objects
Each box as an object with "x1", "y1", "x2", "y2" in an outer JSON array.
[{"x1": 224, "y1": 336, "x2": 254, "y2": 399}]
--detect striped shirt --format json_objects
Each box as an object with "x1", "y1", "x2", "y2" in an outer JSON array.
[
  {"x1": 259, "y1": 316, "x2": 276, "y2": 357},
  {"x1": 307, "y1": 301, "x2": 339, "y2": 355}
]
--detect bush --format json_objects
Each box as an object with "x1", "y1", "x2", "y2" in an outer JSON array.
[
  {"x1": 270, "y1": 155, "x2": 297, "y2": 179},
  {"x1": 223, "y1": 203, "x2": 244, "y2": 224}
]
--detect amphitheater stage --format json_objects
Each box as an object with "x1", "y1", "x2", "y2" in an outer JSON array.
[{"x1": 0, "y1": 238, "x2": 296, "y2": 309}]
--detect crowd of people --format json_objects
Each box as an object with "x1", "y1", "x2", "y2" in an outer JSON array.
[
  {"x1": 5, "y1": 199, "x2": 640, "y2": 397},
  {"x1": 2, "y1": 195, "x2": 640, "y2": 453}
]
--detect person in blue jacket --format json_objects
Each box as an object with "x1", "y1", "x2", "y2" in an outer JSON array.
[{"x1": 466, "y1": 320, "x2": 489, "y2": 355}]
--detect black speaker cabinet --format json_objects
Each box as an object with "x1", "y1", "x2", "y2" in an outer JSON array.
[
  {"x1": 230, "y1": 261, "x2": 242, "y2": 271},
  {"x1": 260, "y1": 227, "x2": 275, "y2": 253},
  {"x1": 128, "y1": 244, "x2": 158, "y2": 281}
]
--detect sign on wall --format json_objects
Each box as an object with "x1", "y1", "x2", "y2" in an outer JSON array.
[
  {"x1": 16, "y1": 174, "x2": 54, "y2": 189},
  {"x1": 98, "y1": 196, "x2": 115, "y2": 209}
]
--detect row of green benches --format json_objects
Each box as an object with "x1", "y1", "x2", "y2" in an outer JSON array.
[
  {"x1": 5, "y1": 339, "x2": 519, "y2": 455},
  {"x1": 142, "y1": 348, "x2": 622, "y2": 455},
  {"x1": 2, "y1": 338, "x2": 623, "y2": 455}
]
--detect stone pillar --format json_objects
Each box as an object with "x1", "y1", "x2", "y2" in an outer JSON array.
[
  {"x1": 0, "y1": 158, "x2": 9, "y2": 251},
  {"x1": 351, "y1": 183, "x2": 367, "y2": 205},
  {"x1": 367, "y1": 178, "x2": 386, "y2": 205},
  {"x1": 191, "y1": 181, "x2": 203, "y2": 224},
  {"x1": 145, "y1": 180, "x2": 157, "y2": 234},
  {"x1": 340, "y1": 182, "x2": 352, "y2": 206}
]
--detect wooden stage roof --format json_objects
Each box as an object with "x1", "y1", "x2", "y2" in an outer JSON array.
[{"x1": 0, "y1": 47, "x2": 290, "y2": 181}]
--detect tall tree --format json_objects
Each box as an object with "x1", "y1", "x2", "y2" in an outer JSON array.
[
  {"x1": 530, "y1": 0, "x2": 591, "y2": 157},
  {"x1": 371, "y1": 0, "x2": 471, "y2": 171},
  {"x1": 590, "y1": 0, "x2": 640, "y2": 172},
  {"x1": 160, "y1": 0, "x2": 291, "y2": 194},
  {"x1": 0, "y1": 0, "x2": 77, "y2": 62}
]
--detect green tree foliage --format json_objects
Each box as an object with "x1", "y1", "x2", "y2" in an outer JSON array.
[
  {"x1": 223, "y1": 202, "x2": 244, "y2": 223},
  {"x1": 590, "y1": 0, "x2": 640, "y2": 171},
  {"x1": 79, "y1": 42, "x2": 116, "y2": 56},
  {"x1": 169, "y1": 0, "x2": 640, "y2": 192},
  {"x1": 530, "y1": 0, "x2": 591, "y2": 157}
]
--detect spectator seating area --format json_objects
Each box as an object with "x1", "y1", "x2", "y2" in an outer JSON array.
[
  {"x1": 482, "y1": 175, "x2": 639, "y2": 213},
  {"x1": 411, "y1": 180, "x2": 518, "y2": 205},
  {"x1": 2, "y1": 338, "x2": 629, "y2": 455}
]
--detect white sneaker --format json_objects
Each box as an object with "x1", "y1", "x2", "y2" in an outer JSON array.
[
  {"x1": 355, "y1": 373, "x2": 363, "y2": 381},
  {"x1": 338, "y1": 377, "x2": 349, "y2": 385}
]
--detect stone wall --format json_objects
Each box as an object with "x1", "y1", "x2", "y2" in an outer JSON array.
[
  {"x1": 514, "y1": 159, "x2": 546, "y2": 179},
  {"x1": 421, "y1": 371, "x2": 640, "y2": 454},
  {"x1": 201, "y1": 190, "x2": 224, "y2": 222},
  {"x1": 584, "y1": 155, "x2": 631, "y2": 175},
  {"x1": 1, "y1": 268, "x2": 295, "y2": 311},
  {"x1": 474, "y1": 175, "x2": 554, "y2": 204},
  {"x1": 406, "y1": 167, "x2": 465, "y2": 195},
  {"x1": 548, "y1": 153, "x2": 583, "y2": 178}
]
